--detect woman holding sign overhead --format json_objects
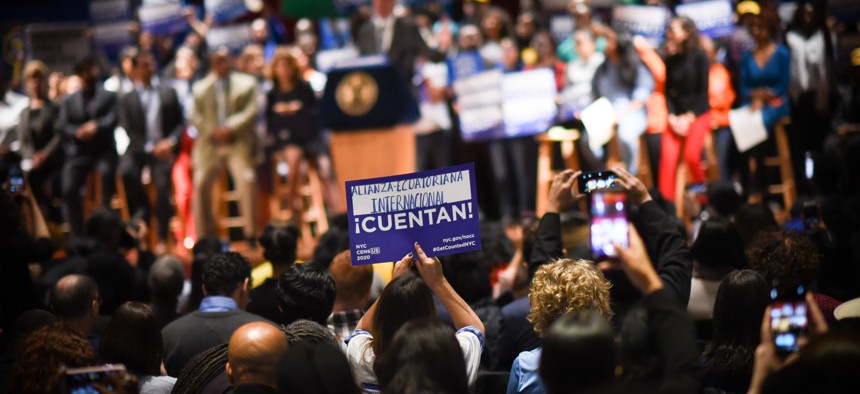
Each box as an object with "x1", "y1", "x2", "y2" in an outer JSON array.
[{"x1": 658, "y1": 16, "x2": 711, "y2": 202}]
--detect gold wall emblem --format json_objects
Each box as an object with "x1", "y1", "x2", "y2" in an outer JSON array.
[{"x1": 335, "y1": 71, "x2": 378, "y2": 117}]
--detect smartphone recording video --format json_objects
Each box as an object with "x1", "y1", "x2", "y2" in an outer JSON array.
[
  {"x1": 7, "y1": 166, "x2": 24, "y2": 195},
  {"x1": 770, "y1": 279, "x2": 808, "y2": 356},
  {"x1": 802, "y1": 201, "x2": 820, "y2": 231},
  {"x1": 578, "y1": 171, "x2": 618, "y2": 194},
  {"x1": 589, "y1": 190, "x2": 629, "y2": 261},
  {"x1": 63, "y1": 364, "x2": 127, "y2": 394}
]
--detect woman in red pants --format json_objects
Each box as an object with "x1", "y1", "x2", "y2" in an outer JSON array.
[{"x1": 659, "y1": 16, "x2": 712, "y2": 202}]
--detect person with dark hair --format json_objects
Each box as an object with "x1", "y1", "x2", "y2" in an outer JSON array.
[
  {"x1": 591, "y1": 30, "x2": 653, "y2": 174},
  {"x1": 277, "y1": 341, "x2": 359, "y2": 394},
  {"x1": 659, "y1": 16, "x2": 712, "y2": 203},
  {"x1": 170, "y1": 342, "x2": 229, "y2": 394},
  {"x1": 0, "y1": 310, "x2": 56, "y2": 390},
  {"x1": 226, "y1": 322, "x2": 289, "y2": 394},
  {"x1": 327, "y1": 251, "x2": 373, "y2": 341},
  {"x1": 162, "y1": 252, "x2": 270, "y2": 376},
  {"x1": 50, "y1": 274, "x2": 101, "y2": 350},
  {"x1": 538, "y1": 309, "x2": 616, "y2": 394},
  {"x1": 688, "y1": 218, "x2": 746, "y2": 326},
  {"x1": 706, "y1": 180, "x2": 742, "y2": 219},
  {"x1": 284, "y1": 319, "x2": 339, "y2": 348},
  {"x1": 247, "y1": 223, "x2": 299, "y2": 322},
  {"x1": 347, "y1": 244, "x2": 485, "y2": 392},
  {"x1": 100, "y1": 302, "x2": 176, "y2": 394},
  {"x1": 735, "y1": 203, "x2": 778, "y2": 248},
  {"x1": 274, "y1": 262, "x2": 335, "y2": 326},
  {"x1": 148, "y1": 255, "x2": 185, "y2": 328},
  {"x1": 7, "y1": 320, "x2": 96, "y2": 394},
  {"x1": 702, "y1": 270, "x2": 770, "y2": 393},
  {"x1": 118, "y1": 50, "x2": 184, "y2": 249},
  {"x1": 181, "y1": 236, "x2": 222, "y2": 314},
  {"x1": 59, "y1": 56, "x2": 118, "y2": 237},
  {"x1": 311, "y1": 225, "x2": 351, "y2": 269},
  {"x1": 375, "y1": 318, "x2": 470, "y2": 394}
]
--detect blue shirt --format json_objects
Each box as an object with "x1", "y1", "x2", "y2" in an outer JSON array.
[
  {"x1": 507, "y1": 347, "x2": 546, "y2": 394},
  {"x1": 199, "y1": 296, "x2": 238, "y2": 312}
]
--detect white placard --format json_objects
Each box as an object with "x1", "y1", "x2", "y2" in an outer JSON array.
[
  {"x1": 581, "y1": 97, "x2": 616, "y2": 151},
  {"x1": 729, "y1": 108, "x2": 769, "y2": 153}
]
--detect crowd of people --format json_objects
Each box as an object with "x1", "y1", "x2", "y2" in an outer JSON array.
[{"x1": 1, "y1": 0, "x2": 860, "y2": 393}]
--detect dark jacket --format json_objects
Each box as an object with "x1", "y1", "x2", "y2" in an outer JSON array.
[
  {"x1": 118, "y1": 85, "x2": 184, "y2": 155},
  {"x1": 57, "y1": 87, "x2": 118, "y2": 157},
  {"x1": 17, "y1": 100, "x2": 61, "y2": 160},
  {"x1": 356, "y1": 17, "x2": 436, "y2": 86}
]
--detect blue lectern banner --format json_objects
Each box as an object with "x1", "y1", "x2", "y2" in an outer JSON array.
[{"x1": 346, "y1": 163, "x2": 482, "y2": 265}]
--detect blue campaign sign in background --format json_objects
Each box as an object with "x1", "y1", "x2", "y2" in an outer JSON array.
[
  {"x1": 676, "y1": 0, "x2": 735, "y2": 39},
  {"x1": 346, "y1": 163, "x2": 482, "y2": 266},
  {"x1": 139, "y1": 3, "x2": 188, "y2": 36},
  {"x1": 205, "y1": 0, "x2": 248, "y2": 24},
  {"x1": 612, "y1": 5, "x2": 669, "y2": 47}
]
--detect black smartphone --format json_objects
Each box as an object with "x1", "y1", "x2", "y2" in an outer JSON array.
[
  {"x1": 62, "y1": 364, "x2": 127, "y2": 394},
  {"x1": 802, "y1": 201, "x2": 820, "y2": 230},
  {"x1": 7, "y1": 166, "x2": 24, "y2": 195},
  {"x1": 589, "y1": 190, "x2": 629, "y2": 261},
  {"x1": 770, "y1": 278, "x2": 808, "y2": 357},
  {"x1": 578, "y1": 170, "x2": 618, "y2": 194}
]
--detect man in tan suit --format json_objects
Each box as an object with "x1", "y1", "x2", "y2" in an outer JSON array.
[{"x1": 191, "y1": 48, "x2": 258, "y2": 242}]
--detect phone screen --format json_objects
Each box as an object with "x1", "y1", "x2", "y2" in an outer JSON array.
[
  {"x1": 804, "y1": 152, "x2": 814, "y2": 180},
  {"x1": 770, "y1": 280, "x2": 808, "y2": 356},
  {"x1": 590, "y1": 190, "x2": 629, "y2": 261},
  {"x1": 64, "y1": 365, "x2": 125, "y2": 394},
  {"x1": 8, "y1": 166, "x2": 24, "y2": 194},
  {"x1": 579, "y1": 171, "x2": 618, "y2": 194}
]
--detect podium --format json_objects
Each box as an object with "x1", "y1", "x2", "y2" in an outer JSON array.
[{"x1": 322, "y1": 58, "x2": 420, "y2": 209}]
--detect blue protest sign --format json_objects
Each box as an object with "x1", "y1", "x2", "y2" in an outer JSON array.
[
  {"x1": 346, "y1": 163, "x2": 482, "y2": 266},
  {"x1": 205, "y1": 0, "x2": 248, "y2": 24},
  {"x1": 89, "y1": 0, "x2": 131, "y2": 23},
  {"x1": 676, "y1": 0, "x2": 734, "y2": 39},
  {"x1": 138, "y1": 3, "x2": 188, "y2": 35},
  {"x1": 452, "y1": 70, "x2": 504, "y2": 142},
  {"x1": 206, "y1": 23, "x2": 253, "y2": 54},
  {"x1": 501, "y1": 68, "x2": 558, "y2": 138},
  {"x1": 612, "y1": 5, "x2": 669, "y2": 47}
]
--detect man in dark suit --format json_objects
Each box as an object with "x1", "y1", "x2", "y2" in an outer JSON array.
[
  {"x1": 118, "y1": 51, "x2": 184, "y2": 247},
  {"x1": 58, "y1": 57, "x2": 119, "y2": 237},
  {"x1": 356, "y1": 0, "x2": 435, "y2": 88}
]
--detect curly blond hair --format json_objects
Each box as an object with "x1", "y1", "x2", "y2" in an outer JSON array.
[{"x1": 528, "y1": 259, "x2": 613, "y2": 336}]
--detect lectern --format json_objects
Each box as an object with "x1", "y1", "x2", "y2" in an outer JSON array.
[{"x1": 321, "y1": 58, "x2": 420, "y2": 209}]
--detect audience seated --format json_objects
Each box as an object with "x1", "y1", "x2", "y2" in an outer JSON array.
[
  {"x1": 688, "y1": 218, "x2": 746, "y2": 324},
  {"x1": 277, "y1": 341, "x2": 360, "y2": 394},
  {"x1": 50, "y1": 274, "x2": 101, "y2": 350},
  {"x1": 162, "y1": 252, "x2": 269, "y2": 376},
  {"x1": 226, "y1": 322, "x2": 289, "y2": 394},
  {"x1": 538, "y1": 309, "x2": 615, "y2": 394},
  {"x1": 274, "y1": 262, "x2": 335, "y2": 326},
  {"x1": 148, "y1": 255, "x2": 185, "y2": 328},
  {"x1": 702, "y1": 270, "x2": 769, "y2": 393},
  {"x1": 376, "y1": 318, "x2": 470, "y2": 394},
  {"x1": 7, "y1": 321, "x2": 95, "y2": 394},
  {"x1": 346, "y1": 243, "x2": 485, "y2": 392},
  {"x1": 327, "y1": 250, "x2": 373, "y2": 341},
  {"x1": 284, "y1": 319, "x2": 339, "y2": 348},
  {"x1": 0, "y1": 310, "x2": 56, "y2": 390},
  {"x1": 247, "y1": 223, "x2": 299, "y2": 323},
  {"x1": 100, "y1": 301, "x2": 176, "y2": 394}
]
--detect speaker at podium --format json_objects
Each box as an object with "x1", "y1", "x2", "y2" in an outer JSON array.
[{"x1": 321, "y1": 56, "x2": 419, "y2": 208}]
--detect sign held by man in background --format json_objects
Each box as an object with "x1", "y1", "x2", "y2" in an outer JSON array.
[{"x1": 346, "y1": 163, "x2": 482, "y2": 265}]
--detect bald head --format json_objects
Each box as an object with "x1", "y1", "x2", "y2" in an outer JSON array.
[
  {"x1": 50, "y1": 274, "x2": 100, "y2": 334},
  {"x1": 226, "y1": 322, "x2": 289, "y2": 387}
]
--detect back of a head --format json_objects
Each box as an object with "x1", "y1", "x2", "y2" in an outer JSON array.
[
  {"x1": 329, "y1": 251, "x2": 373, "y2": 309},
  {"x1": 707, "y1": 180, "x2": 741, "y2": 218},
  {"x1": 171, "y1": 342, "x2": 229, "y2": 394},
  {"x1": 747, "y1": 231, "x2": 820, "y2": 283},
  {"x1": 276, "y1": 263, "x2": 336, "y2": 326},
  {"x1": 735, "y1": 204, "x2": 778, "y2": 247},
  {"x1": 691, "y1": 218, "x2": 747, "y2": 272},
  {"x1": 227, "y1": 322, "x2": 289, "y2": 387},
  {"x1": 283, "y1": 319, "x2": 339, "y2": 348},
  {"x1": 440, "y1": 251, "x2": 492, "y2": 305},
  {"x1": 259, "y1": 224, "x2": 299, "y2": 266},
  {"x1": 99, "y1": 302, "x2": 163, "y2": 376},
  {"x1": 372, "y1": 272, "x2": 436, "y2": 359},
  {"x1": 50, "y1": 274, "x2": 99, "y2": 321},
  {"x1": 528, "y1": 259, "x2": 613, "y2": 335},
  {"x1": 202, "y1": 252, "x2": 252, "y2": 297},
  {"x1": 9, "y1": 321, "x2": 95, "y2": 394},
  {"x1": 376, "y1": 318, "x2": 469, "y2": 394},
  {"x1": 704, "y1": 270, "x2": 769, "y2": 391},
  {"x1": 277, "y1": 341, "x2": 359, "y2": 394},
  {"x1": 311, "y1": 227, "x2": 351, "y2": 269},
  {"x1": 149, "y1": 255, "x2": 185, "y2": 299},
  {"x1": 761, "y1": 330, "x2": 860, "y2": 394},
  {"x1": 84, "y1": 207, "x2": 123, "y2": 247},
  {"x1": 189, "y1": 237, "x2": 223, "y2": 310},
  {"x1": 540, "y1": 310, "x2": 616, "y2": 394}
]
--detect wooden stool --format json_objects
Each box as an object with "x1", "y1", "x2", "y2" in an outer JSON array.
[
  {"x1": 269, "y1": 153, "x2": 329, "y2": 240},
  {"x1": 535, "y1": 128, "x2": 580, "y2": 216},
  {"x1": 214, "y1": 170, "x2": 248, "y2": 240},
  {"x1": 83, "y1": 171, "x2": 130, "y2": 222},
  {"x1": 748, "y1": 117, "x2": 795, "y2": 211},
  {"x1": 674, "y1": 129, "x2": 723, "y2": 222}
]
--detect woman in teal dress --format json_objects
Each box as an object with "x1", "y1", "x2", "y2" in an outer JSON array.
[{"x1": 738, "y1": 11, "x2": 790, "y2": 131}]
